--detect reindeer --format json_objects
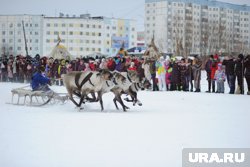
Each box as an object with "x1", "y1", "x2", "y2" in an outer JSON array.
[
  {"x1": 86, "y1": 70, "x2": 140, "y2": 112},
  {"x1": 123, "y1": 78, "x2": 151, "y2": 106},
  {"x1": 111, "y1": 70, "x2": 140, "y2": 111},
  {"x1": 62, "y1": 70, "x2": 113, "y2": 110}
]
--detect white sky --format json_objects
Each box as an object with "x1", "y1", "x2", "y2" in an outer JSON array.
[{"x1": 0, "y1": 0, "x2": 250, "y2": 31}]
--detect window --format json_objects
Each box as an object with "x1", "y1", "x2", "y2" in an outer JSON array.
[
  {"x1": 35, "y1": 24, "x2": 38, "y2": 27},
  {"x1": 35, "y1": 32, "x2": 39, "y2": 35},
  {"x1": 46, "y1": 39, "x2": 50, "y2": 43},
  {"x1": 9, "y1": 23, "x2": 13, "y2": 28},
  {"x1": 98, "y1": 25, "x2": 102, "y2": 29},
  {"x1": 47, "y1": 23, "x2": 50, "y2": 27},
  {"x1": 54, "y1": 23, "x2": 58, "y2": 27},
  {"x1": 2, "y1": 39, "x2": 5, "y2": 43},
  {"x1": 87, "y1": 24, "x2": 90, "y2": 28},
  {"x1": 86, "y1": 32, "x2": 89, "y2": 36},
  {"x1": 54, "y1": 31, "x2": 59, "y2": 35},
  {"x1": 62, "y1": 24, "x2": 66, "y2": 27},
  {"x1": 47, "y1": 31, "x2": 50, "y2": 35},
  {"x1": 98, "y1": 33, "x2": 101, "y2": 36},
  {"x1": 9, "y1": 47, "x2": 13, "y2": 50},
  {"x1": 69, "y1": 24, "x2": 73, "y2": 27},
  {"x1": 80, "y1": 24, "x2": 84, "y2": 27},
  {"x1": 92, "y1": 40, "x2": 95, "y2": 44},
  {"x1": 92, "y1": 25, "x2": 96, "y2": 28},
  {"x1": 18, "y1": 39, "x2": 21, "y2": 43},
  {"x1": 9, "y1": 31, "x2": 13, "y2": 35},
  {"x1": 30, "y1": 31, "x2": 32, "y2": 35},
  {"x1": 35, "y1": 39, "x2": 39, "y2": 43},
  {"x1": 92, "y1": 32, "x2": 95, "y2": 36},
  {"x1": 2, "y1": 31, "x2": 5, "y2": 35},
  {"x1": 17, "y1": 23, "x2": 21, "y2": 27},
  {"x1": 69, "y1": 31, "x2": 73, "y2": 35},
  {"x1": 17, "y1": 47, "x2": 21, "y2": 50},
  {"x1": 80, "y1": 32, "x2": 83, "y2": 35},
  {"x1": 62, "y1": 31, "x2": 66, "y2": 35}
]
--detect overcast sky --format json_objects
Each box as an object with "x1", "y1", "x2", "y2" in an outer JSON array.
[{"x1": 0, "y1": 0, "x2": 250, "y2": 30}]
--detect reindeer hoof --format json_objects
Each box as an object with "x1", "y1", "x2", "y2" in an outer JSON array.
[
  {"x1": 138, "y1": 103, "x2": 142, "y2": 106},
  {"x1": 76, "y1": 107, "x2": 84, "y2": 112}
]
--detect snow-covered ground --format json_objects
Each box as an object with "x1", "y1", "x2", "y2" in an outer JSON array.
[{"x1": 0, "y1": 73, "x2": 249, "y2": 167}]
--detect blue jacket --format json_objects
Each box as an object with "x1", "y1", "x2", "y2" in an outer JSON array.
[{"x1": 31, "y1": 72, "x2": 50, "y2": 90}]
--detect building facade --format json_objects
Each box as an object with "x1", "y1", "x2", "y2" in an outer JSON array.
[
  {"x1": 0, "y1": 14, "x2": 137, "y2": 57},
  {"x1": 145, "y1": 0, "x2": 250, "y2": 55},
  {"x1": 0, "y1": 15, "x2": 44, "y2": 56}
]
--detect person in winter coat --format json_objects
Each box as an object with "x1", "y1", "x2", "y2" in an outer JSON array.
[
  {"x1": 7, "y1": 60, "x2": 13, "y2": 82},
  {"x1": 244, "y1": 55, "x2": 250, "y2": 95},
  {"x1": 179, "y1": 58, "x2": 188, "y2": 91},
  {"x1": 211, "y1": 54, "x2": 219, "y2": 92},
  {"x1": 155, "y1": 56, "x2": 166, "y2": 91},
  {"x1": 149, "y1": 58, "x2": 159, "y2": 91},
  {"x1": 235, "y1": 54, "x2": 245, "y2": 94},
  {"x1": 192, "y1": 55, "x2": 202, "y2": 92},
  {"x1": 186, "y1": 58, "x2": 194, "y2": 92},
  {"x1": 205, "y1": 55, "x2": 213, "y2": 92},
  {"x1": 77, "y1": 59, "x2": 85, "y2": 71},
  {"x1": 214, "y1": 63, "x2": 226, "y2": 93},
  {"x1": 56, "y1": 59, "x2": 67, "y2": 86},
  {"x1": 31, "y1": 66, "x2": 51, "y2": 92},
  {"x1": 128, "y1": 61, "x2": 137, "y2": 71},
  {"x1": 170, "y1": 58, "x2": 181, "y2": 91},
  {"x1": 107, "y1": 58, "x2": 116, "y2": 71},
  {"x1": 99, "y1": 58, "x2": 108, "y2": 70},
  {"x1": 222, "y1": 55, "x2": 236, "y2": 94},
  {"x1": 164, "y1": 59, "x2": 172, "y2": 91}
]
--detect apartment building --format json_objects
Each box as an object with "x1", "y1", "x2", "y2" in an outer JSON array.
[
  {"x1": 0, "y1": 15, "x2": 43, "y2": 56},
  {"x1": 145, "y1": 0, "x2": 250, "y2": 55},
  {"x1": 0, "y1": 14, "x2": 137, "y2": 57}
]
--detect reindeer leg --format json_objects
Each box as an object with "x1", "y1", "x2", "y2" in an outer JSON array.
[
  {"x1": 113, "y1": 97, "x2": 119, "y2": 110},
  {"x1": 86, "y1": 92, "x2": 96, "y2": 102},
  {"x1": 97, "y1": 91, "x2": 104, "y2": 111},
  {"x1": 78, "y1": 95, "x2": 85, "y2": 109},
  {"x1": 116, "y1": 94, "x2": 129, "y2": 112},
  {"x1": 11, "y1": 93, "x2": 14, "y2": 103}
]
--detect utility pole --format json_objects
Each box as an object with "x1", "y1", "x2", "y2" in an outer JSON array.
[{"x1": 22, "y1": 20, "x2": 29, "y2": 56}]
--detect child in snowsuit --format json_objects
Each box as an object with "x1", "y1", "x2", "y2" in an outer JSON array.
[{"x1": 214, "y1": 63, "x2": 226, "y2": 93}]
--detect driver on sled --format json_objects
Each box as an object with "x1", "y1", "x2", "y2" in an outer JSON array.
[{"x1": 31, "y1": 66, "x2": 53, "y2": 94}]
